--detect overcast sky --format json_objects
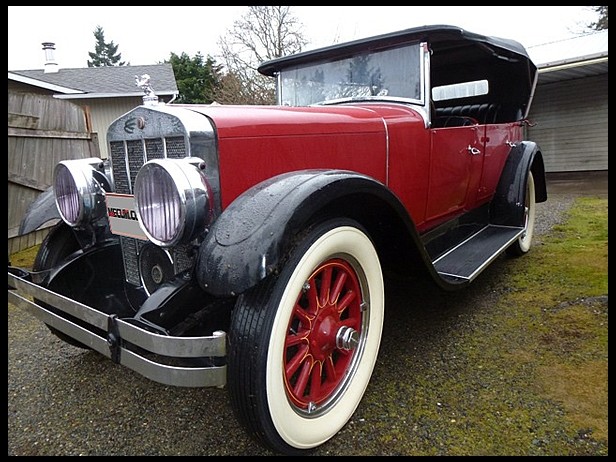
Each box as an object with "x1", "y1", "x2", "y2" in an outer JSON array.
[{"x1": 8, "y1": 6, "x2": 599, "y2": 71}]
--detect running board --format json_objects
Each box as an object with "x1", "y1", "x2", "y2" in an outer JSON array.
[{"x1": 433, "y1": 225, "x2": 524, "y2": 283}]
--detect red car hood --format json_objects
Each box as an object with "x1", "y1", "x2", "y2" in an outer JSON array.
[
  {"x1": 174, "y1": 103, "x2": 423, "y2": 208},
  {"x1": 178, "y1": 103, "x2": 396, "y2": 138}
]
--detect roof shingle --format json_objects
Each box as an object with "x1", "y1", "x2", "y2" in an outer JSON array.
[{"x1": 9, "y1": 63, "x2": 178, "y2": 96}]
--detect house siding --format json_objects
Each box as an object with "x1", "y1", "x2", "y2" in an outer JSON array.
[
  {"x1": 528, "y1": 73, "x2": 608, "y2": 172},
  {"x1": 71, "y1": 97, "x2": 143, "y2": 159},
  {"x1": 8, "y1": 81, "x2": 52, "y2": 94}
]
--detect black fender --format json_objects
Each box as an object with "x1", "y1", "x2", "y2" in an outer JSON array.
[
  {"x1": 19, "y1": 157, "x2": 113, "y2": 238},
  {"x1": 196, "y1": 169, "x2": 444, "y2": 297},
  {"x1": 490, "y1": 141, "x2": 547, "y2": 227},
  {"x1": 18, "y1": 187, "x2": 61, "y2": 235}
]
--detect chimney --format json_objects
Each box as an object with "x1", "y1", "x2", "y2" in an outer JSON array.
[{"x1": 42, "y1": 42, "x2": 59, "y2": 73}]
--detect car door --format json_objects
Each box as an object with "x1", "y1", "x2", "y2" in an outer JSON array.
[{"x1": 426, "y1": 123, "x2": 484, "y2": 223}]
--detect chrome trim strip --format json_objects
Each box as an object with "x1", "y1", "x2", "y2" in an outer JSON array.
[
  {"x1": 9, "y1": 288, "x2": 112, "y2": 352},
  {"x1": 8, "y1": 272, "x2": 227, "y2": 388},
  {"x1": 9, "y1": 273, "x2": 109, "y2": 330},
  {"x1": 121, "y1": 349, "x2": 226, "y2": 388},
  {"x1": 116, "y1": 323, "x2": 226, "y2": 358}
]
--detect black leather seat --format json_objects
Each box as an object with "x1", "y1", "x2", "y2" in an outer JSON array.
[{"x1": 435, "y1": 103, "x2": 501, "y2": 125}]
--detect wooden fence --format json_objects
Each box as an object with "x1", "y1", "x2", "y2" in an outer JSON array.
[{"x1": 8, "y1": 91, "x2": 100, "y2": 256}]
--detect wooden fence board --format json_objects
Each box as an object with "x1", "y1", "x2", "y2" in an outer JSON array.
[{"x1": 8, "y1": 91, "x2": 100, "y2": 257}]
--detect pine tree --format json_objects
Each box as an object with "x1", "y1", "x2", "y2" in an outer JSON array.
[
  {"x1": 87, "y1": 25, "x2": 127, "y2": 67},
  {"x1": 589, "y1": 6, "x2": 608, "y2": 30},
  {"x1": 166, "y1": 52, "x2": 223, "y2": 104}
]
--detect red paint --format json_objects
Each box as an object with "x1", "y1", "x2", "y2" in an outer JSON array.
[{"x1": 196, "y1": 103, "x2": 519, "y2": 233}]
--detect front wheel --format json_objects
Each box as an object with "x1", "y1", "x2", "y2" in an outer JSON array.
[
  {"x1": 507, "y1": 171, "x2": 536, "y2": 257},
  {"x1": 228, "y1": 218, "x2": 385, "y2": 454}
]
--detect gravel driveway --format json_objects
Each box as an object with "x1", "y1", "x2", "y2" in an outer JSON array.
[{"x1": 7, "y1": 190, "x2": 594, "y2": 456}]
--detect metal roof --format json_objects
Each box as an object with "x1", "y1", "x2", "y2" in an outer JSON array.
[{"x1": 528, "y1": 29, "x2": 608, "y2": 84}]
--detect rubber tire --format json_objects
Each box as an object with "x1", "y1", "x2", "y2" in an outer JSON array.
[
  {"x1": 228, "y1": 218, "x2": 384, "y2": 454},
  {"x1": 506, "y1": 171, "x2": 536, "y2": 257},
  {"x1": 33, "y1": 222, "x2": 90, "y2": 349}
]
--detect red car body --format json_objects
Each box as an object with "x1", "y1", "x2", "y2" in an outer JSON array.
[{"x1": 208, "y1": 103, "x2": 522, "y2": 231}]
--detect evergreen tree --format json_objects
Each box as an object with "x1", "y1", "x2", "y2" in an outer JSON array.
[
  {"x1": 589, "y1": 6, "x2": 608, "y2": 30},
  {"x1": 87, "y1": 25, "x2": 127, "y2": 67},
  {"x1": 166, "y1": 52, "x2": 223, "y2": 104}
]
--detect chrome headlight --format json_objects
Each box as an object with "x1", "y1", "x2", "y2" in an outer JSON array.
[
  {"x1": 53, "y1": 157, "x2": 108, "y2": 227},
  {"x1": 134, "y1": 158, "x2": 212, "y2": 247}
]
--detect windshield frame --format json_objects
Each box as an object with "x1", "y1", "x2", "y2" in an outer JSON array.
[{"x1": 275, "y1": 42, "x2": 426, "y2": 107}]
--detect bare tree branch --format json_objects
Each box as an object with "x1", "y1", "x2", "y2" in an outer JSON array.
[{"x1": 215, "y1": 6, "x2": 308, "y2": 104}]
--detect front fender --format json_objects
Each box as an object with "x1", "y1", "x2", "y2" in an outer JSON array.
[
  {"x1": 18, "y1": 187, "x2": 61, "y2": 235},
  {"x1": 196, "y1": 169, "x2": 423, "y2": 296}
]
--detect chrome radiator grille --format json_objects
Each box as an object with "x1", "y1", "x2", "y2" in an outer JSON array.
[
  {"x1": 109, "y1": 136, "x2": 186, "y2": 194},
  {"x1": 109, "y1": 136, "x2": 192, "y2": 288}
]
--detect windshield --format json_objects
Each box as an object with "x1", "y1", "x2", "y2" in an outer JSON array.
[{"x1": 278, "y1": 43, "x2": 423, "y2": 106}]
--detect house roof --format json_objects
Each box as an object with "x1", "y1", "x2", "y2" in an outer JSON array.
[
  {"x1": 8, "y1": 63, "x2": 179, "y2": 100},
  {"x1": 528, "y1": 29, "x2": 608, "y2": 84}
]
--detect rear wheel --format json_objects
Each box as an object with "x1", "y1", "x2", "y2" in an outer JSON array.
[
  {"x1": 507, "y1": 171, "x2": 536, "y2": 257},
  {"x1": 228, "y1": 218, "x2": 384, "y2": 454},
  {"x1": 33, "y1": 222, "x2": 90, "y2": 349}
]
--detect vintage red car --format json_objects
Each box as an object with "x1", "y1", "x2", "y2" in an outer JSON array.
[{"x1": 8, "y1": 24, "x2": 546, "y2": 454}]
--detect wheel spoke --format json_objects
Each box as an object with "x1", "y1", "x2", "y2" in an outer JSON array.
[
  {"x1": 285, "y1": 343, "x2": 310, "y2": 377},
  {"x1": 329, "y1": 270, "x2": 348, "y2": 304},
  {"x1": 305, "y1": 278, "x2": 319, "y2": 315},
  {"x1": 336, "y1": 289, "x2": 356, "y2": 314},
  {"x1": 292, "y1": 301, "x2": 313, "y2": 327},
  {"x1": 308, "y1": 362, "x2": 323, "y2": 401},
  {"x1": 323, "y1": 355, "x2": 338, "y2": 382},
  {"x1": 293, "y1": 357, "x2": 314, "y2": 397},
  {"x1": 318, "y1": 266, "x2": 333, "y2": 306},
  {"x1": 286, "y1": 332, "x2": 308, "y2": 348}
]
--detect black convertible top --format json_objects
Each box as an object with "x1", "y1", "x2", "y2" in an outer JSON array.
[{"x1": 258, "y1": 24, "x2": 532, "y2": 77}]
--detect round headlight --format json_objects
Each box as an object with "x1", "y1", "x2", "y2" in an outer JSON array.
[
  {"x1": 134, "y1": 158, "x2": 212, "y2": 247},
  {"x1": 53, "y1": 158, "x2": 106, "y2": 226}
]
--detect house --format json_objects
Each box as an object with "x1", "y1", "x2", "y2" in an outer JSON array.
[
  {"x1": 526, "y1": 29, "x2": 608, "y2": 173},
  {"x1": 8, "y1": 42, "x2": 179, "y2": 159}
]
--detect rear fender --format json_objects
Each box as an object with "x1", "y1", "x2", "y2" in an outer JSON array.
[{"x1": 490, "y1": 141, "x2": 546, "y2": 226}]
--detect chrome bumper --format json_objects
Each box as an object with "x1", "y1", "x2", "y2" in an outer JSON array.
[{"x1": 8, "y1": 271, "x2": 227, "y2": 388}]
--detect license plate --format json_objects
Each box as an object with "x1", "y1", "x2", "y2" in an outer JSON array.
[{"x1": 106, "y1": 193, "x2": 148, "y2": 240}]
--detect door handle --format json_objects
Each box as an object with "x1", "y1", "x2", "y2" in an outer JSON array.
[{"x1": 467, "y1": 145, "x2": 481, "y2": 155}]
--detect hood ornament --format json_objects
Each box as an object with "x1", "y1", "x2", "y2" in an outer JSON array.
[{"x1": 135, "y1": 74, "x2": 159, "y2": 106}]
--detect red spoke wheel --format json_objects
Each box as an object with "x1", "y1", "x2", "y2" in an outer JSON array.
[
  {"x1": 284, "y1": 258, "x2": 363, "y2": 410},
  {"x1": 228, "y1": 219, "x2": 384, "y2": 454}
]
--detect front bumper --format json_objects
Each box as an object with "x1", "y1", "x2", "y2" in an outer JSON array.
[{"x1": 8, "y1": 270, "x2": 227, "y2": 388}]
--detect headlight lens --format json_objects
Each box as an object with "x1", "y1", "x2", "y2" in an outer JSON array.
[
  {"x1": 134, "y1": 158, "x2": 212, "y2": 247},
  {"x1": 53, "y1": 158, "x2": 106, "y2": 226}
]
